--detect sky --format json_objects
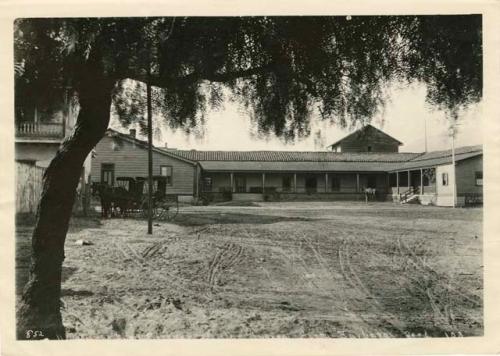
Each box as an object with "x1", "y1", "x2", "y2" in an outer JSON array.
[{"x1": 111, "y1": 82, "x2": 483, "y2": 153}]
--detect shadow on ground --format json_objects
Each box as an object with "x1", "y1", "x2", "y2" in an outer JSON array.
[{"x1": 171, "y1": 212, "x2": 313, "y2": 226}]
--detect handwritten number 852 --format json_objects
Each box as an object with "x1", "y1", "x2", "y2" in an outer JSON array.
[{"x1": 26, "y1": 330, "x2": 44, "y2": 339}]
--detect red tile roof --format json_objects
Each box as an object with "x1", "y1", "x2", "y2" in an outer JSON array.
[
  {"x1": 197, "y1": 161, "x2": 404, "y2": 172},
  {"x1": 161, "y1": 149, "x2": 422, "y2": 163}
]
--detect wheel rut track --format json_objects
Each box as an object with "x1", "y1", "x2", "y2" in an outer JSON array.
[
  {"x1": 396, "y1": 236, "x2": 482, "y2": 308},
  {"x1": 111, "y1": 239, "x2": 214, "y2": 297},
  {"x1": 207, "y1": 242, "x2": 244, "y2": 293},
  {"x1": 396, "y1": 235, "x2": 483, "y2": 329},
  {"x1": 338, "y1": 239, "x2": 407, "y2": 337},
  {"x1": 280, "y1": 233, "x2": 392, "y2": 336}
]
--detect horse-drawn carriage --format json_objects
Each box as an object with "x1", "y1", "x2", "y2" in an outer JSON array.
[{"x1": 94, "y1": 176, "x2": 178, "y2": 220}]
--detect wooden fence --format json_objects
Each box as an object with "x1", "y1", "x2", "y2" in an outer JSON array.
[{"x1": 16, "y1": 162, "x2": 45, "y2": 214}]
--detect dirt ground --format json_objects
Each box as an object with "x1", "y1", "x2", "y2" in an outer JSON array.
[{"x1": 16, "y1": 201, "x2": 483, "y2": 339}]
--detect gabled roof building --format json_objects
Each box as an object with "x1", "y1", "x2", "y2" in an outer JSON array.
[{"x1": 327, "y1": 124, "x2": 402, "y2": 153}]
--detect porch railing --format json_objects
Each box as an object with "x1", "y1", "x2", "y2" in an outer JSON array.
[
  {"x1": 16, "y1": 122, "x2": 64, "y2": 139},
  {"x1": 399, "y1": 186, "x2": 419, "y2": 203}
]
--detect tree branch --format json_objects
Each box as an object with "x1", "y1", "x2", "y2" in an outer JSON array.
[{"x1": 120, "y1": 63, "x2": 275, "y2": 88}]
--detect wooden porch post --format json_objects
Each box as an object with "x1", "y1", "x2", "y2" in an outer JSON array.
[
  {"x1": 325, "y1": 173, "x2": 329, "y2": 193},
  {"x1": 230, "y1": 172, "x2": 234, "y2": 193},
  {"x1": 194, "y1": 165, "x2": 200, "y2": 198},
  {"x1": 293, "y1": 173, "x2": 297, "y2": 193},
  {"x1": 262, "y1": 173, "x2": 266, "y2": 194},
  {"x1": 420, "y1": 168, "x2": 424, "y2": 194},
  {"x1": 396, "y1": 171, "x2": 399, "y2": 194},
  {"x1": 356, "y1": 173, "x2": 360, "y2": 192},
  {"x1": 407, "y1": 170, "x2": 410, "y2": 190}
]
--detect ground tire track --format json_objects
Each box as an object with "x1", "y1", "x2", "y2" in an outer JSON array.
[
  {"x1": 338, "y1": 239, "x2": 407, "y2": 337},
  {"x1": 396, "y1": 237, "x2": 481, "y2": 308},
  {"x1": 111, "y1": 239, "x2": 214, "y2": 296},
  {"x1": 207, "y1": 243, "x2": 229, "y2": 289},
  {"x1": 206, "y1": 242, "x2": 245, "y2": 293}
]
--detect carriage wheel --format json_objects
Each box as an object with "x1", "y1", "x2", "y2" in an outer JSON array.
[
  {"x1": 140, "y1": 200, "x2": 158, "y2": 219},
  {"x1": 162, "y1": 200, "x2": 179, "y2": 221},
  {"x1": 153, "y1": 202, "x2": 165, "y2": 219}
]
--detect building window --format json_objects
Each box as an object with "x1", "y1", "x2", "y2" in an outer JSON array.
[
  {"x1": 160, "y1": 165, "x2": 173, "y2": 185},
  {"x1": 282, "y1": 176, "x2": 292, "y2": 192},
  {"x1": 331, "y1": 175, "x2": 341, "y2": 191},
  {"x1": 202, "y1": 177, "x2": 213, "y2": 192},
  {"x1": 101, "y1": 163, "x2": 114, "y2": 186},
  {"x1": 367, "y1": 146, "x2": 372, "y2": 152},
  {"x1": 475, "y1": 171, "x2": 483, "y2": 186},
  {"x1": 442, "y1": 172, "x2": 449, "y2": 186}
]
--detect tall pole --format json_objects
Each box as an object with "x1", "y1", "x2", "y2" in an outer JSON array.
[
  {"x1": 147, "y1": 75, "x2": 153, "y2": 234},
  {"x1": 451, "y1": 125, "x2": 457, "y2": 208},
  {"x1": 424, "y1": 116, "x2": 428, "y2": 152}
]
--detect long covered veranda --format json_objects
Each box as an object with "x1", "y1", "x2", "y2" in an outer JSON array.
[{"x1": 200, "y1": 171, "x2": 391, "y2": 201}]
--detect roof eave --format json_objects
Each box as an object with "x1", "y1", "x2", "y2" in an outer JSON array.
[{"x1": 105, "y1": 129, "x2": 197, "y2": 165}]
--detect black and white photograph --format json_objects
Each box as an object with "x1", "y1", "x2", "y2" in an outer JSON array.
[{"x1": 1, "y1": 1, "x2": 500, "y2": 355}]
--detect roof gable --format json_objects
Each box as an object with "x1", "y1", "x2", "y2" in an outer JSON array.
[
  {"x1": 327, "y1": 124, "x2": 403, "y2": 148},
  {"x1": 104, "y1": 129, "x2": 197, "y2": 165}
]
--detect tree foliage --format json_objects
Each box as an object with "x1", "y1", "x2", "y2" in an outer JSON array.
[{"x1": 15, "y1": 15, "x2": 482, "y2": 140}]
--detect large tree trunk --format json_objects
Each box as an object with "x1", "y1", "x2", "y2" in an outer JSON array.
[{"x1": 16, "y1": 63, "x2": 114, "y2": 340}]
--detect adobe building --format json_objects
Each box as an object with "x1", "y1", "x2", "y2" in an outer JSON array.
[{"x1": 91, "y1": 125, "x2": 483, "y2": 207}]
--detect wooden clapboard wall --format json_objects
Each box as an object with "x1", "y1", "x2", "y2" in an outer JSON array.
[{"x1": 16, "y1": 161, "x2": 45, "y2": 213}]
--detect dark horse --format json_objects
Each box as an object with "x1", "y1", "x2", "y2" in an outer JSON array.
[{"x1": 95, "y1": 183, "x2": 132, "y2": 218}]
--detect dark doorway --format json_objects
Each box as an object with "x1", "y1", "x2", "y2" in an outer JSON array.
[
  {"x1": 282, "y1": 176, "x2": 292, "y2": 192},
  {"x1": 305, "y1": 176, "x2": 317, "y2": 194},
  {"x1": 235, "y1": 176, "x2": 246, "y2": 193},
  {"x1": 367, "y1": 174, "x2": 377, "y2": 189}
]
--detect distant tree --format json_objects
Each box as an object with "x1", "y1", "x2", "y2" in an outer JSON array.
[
  {"x1": 14, "y1": 15, "x2": 482, "y2": 339},
  {"x1": 313, "y1": 129, "x2": 326, "y2": 150}
]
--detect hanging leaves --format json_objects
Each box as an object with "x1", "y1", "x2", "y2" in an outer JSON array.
[{"x1": 15, "y1": 16, "x2": 482, "y2": 141}]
